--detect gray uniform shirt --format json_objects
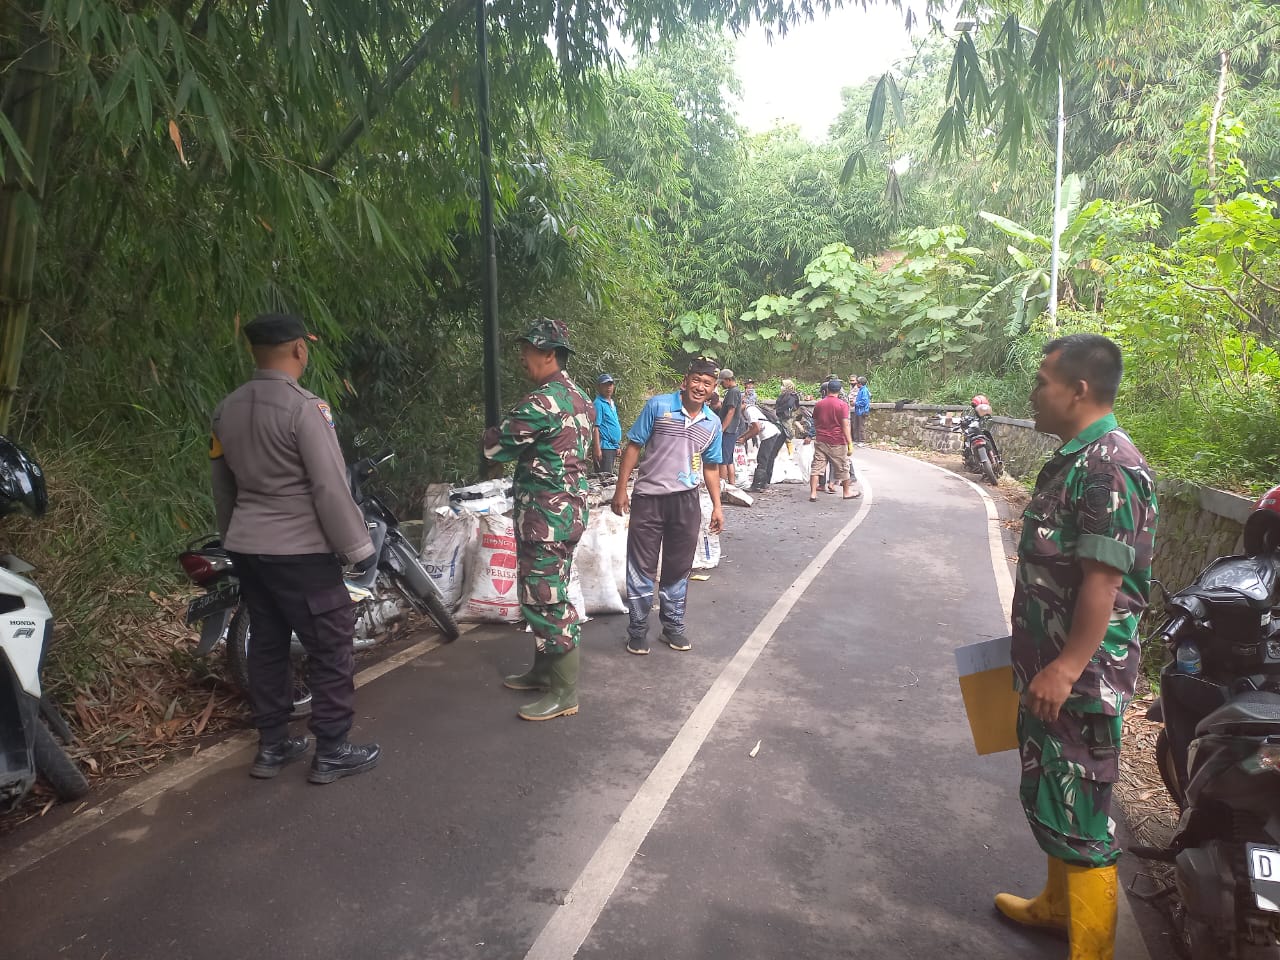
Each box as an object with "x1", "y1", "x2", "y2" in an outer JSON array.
[{"x1": 210, "y1": 370, "x2": 374, "y2": 563}]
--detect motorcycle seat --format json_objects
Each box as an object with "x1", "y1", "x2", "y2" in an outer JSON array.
[{"x1": 1195, "y1": 690, "x2": 1280, "y2": 737}]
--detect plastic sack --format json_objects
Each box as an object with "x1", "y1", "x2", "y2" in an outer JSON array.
[
  {"x1": 450, "y1": 478, "x2": 514, "y2": 516},
  {"x1": 771, "y1": 448, "x2": 806, "y2": 483},
  {"x1": 797, "y1": 442, "x2": 815, "y2": 477},
  {"x1": 568, "y1": 560, "x2": 589, "y2": 624},
  {"x1": 419, "y1": 507, "x2": 476, "y2": 612},
  {"x1": 458, "y1": 513, "x2": 522, "y2": 622},
  {"x1": 576, "y1": 512, "x2": 627, "y2": 615},
  {"x1": 601, "y1": 509, "x2": 629, "y2": 600},
  {"x1": 691, "y1": 489, "x2": 721, "y2": 570}
]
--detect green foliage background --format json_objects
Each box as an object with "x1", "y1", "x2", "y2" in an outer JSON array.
[{"x1": 3, "y1": 0, "x2": 1280, "y2": 698}]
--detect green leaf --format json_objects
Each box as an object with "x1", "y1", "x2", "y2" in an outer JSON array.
[
  {"x1": 0, "y1": 112, "x2": 34, "y2": 183},
  {"x1": 1008, "y1": 246, "x2": 1035, "y2": 270},
  {"x1": 840, "y1": 148, "x2": 867, "y2": 186},
  {"x1": 866, "y1": 73, "x2": 890, "y2": 139},
  {"x1": 133, "y1": 53, "x2": 152, "y2": 129},
  {"x1": 979, "y1": 210, "x2": 1049, "y2": 249},
  {"x1": 886, "y1": 74, "x2": 907, "y2": 128}
]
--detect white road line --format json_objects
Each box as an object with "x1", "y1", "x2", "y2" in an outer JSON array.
[
  {"x1": 0, "y1": 628, "x2": 466, "y2": 885},
  {"x1": 894, "y1": 455, "x2": 1015, "y2": 626},
  {"x1": 522, "y1": 478, "x2": 876, "y2": 960}
]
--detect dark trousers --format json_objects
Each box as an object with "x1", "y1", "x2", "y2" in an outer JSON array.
[
  {"x1": 596, "y1": 448, "x2": 618, "y2": 474},
  {"x1": 229, "y1": 552, "x2": 356, "y2": 748},
  {"x1": 751, "y1": 434, "x2": 785, "y2": 490},
  {"x1": 853, "y1": 413, "x2": 868, "y2": 443},
  {"x1": 625, "y1": 489, "x2": 701, "y2": 638}
]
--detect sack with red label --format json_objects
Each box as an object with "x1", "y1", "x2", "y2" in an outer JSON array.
[{"x1": 458, "y1": 513, "x2": 522, "y2": 622}]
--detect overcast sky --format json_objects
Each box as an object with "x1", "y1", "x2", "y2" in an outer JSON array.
[{"x1": 733, "y1": 4, "x2": 933, "y2": 141}]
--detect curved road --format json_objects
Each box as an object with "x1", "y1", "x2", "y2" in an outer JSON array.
[{"x1": 0, "y1": 449, "x2": 1156, "y2": 959}]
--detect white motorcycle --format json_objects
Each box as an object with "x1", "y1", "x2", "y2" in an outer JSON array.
[{"x1": 0, "y1": 439, "x2": 90, "y2": 812}]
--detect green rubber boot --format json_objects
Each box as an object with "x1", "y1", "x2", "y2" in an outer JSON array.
[
  {"x1": 503, "y1": 649, "x2": 552, "y2": 691},
  {"x1": 518, "y1": 646, "x2": 579, "y2": 721}
]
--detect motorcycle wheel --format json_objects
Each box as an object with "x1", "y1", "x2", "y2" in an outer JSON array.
[
  {"x1": 977, "y1": 447, "x2": 999, "y2": 486},
  {"x1": 391, "y1": 572, "x2": 460, "y2": 643},
  {"x1": 423, "y1": 586, "x2": 460, "y2": 643},
  {"x1": 1155, "y1": 728, "x2": 1186, "y2": 810},
  {"x1": 33, "y1": 721, "x2": 89, "y2": 802},
  {"x1": 226, "y1": 607, "x2": 313, "y2": 719}
]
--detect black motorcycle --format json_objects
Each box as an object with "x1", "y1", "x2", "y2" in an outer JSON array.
[
  {"x1": 179, "y1": 448, "x2": 459, "y2": 701},
  {"x1": 1134, "y1": 553, "x2": 1280, "y2": 958},
  {"x1": 956, "y1": 412, "x2": 1004, "y2": 486}
]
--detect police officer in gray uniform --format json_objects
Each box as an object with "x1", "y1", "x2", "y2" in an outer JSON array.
[{"x1": 210, "y1": 313, "x2": 380, "y2": 783}]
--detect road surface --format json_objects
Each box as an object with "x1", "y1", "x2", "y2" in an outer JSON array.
[{"x1": 0, "y1": 448, "x2": 1160, "y2": 959}]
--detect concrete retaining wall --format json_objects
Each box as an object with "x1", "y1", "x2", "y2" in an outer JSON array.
[{"x1": 849, "y1": 402, "x2": 1253, "y2": 593}]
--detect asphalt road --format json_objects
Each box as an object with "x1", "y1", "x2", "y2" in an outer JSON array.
[{"x1": 0, "y1": 449, "x2": 1162, "y2": 959}]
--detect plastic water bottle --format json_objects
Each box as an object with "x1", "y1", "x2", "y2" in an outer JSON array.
[{"x1": 1176, "y1": 640, "x2": 1202, "y2": 676}]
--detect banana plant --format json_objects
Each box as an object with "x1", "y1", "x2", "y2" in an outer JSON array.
[{"x1": 978, "y1": 174, "x2": 1157, "y2": 334}]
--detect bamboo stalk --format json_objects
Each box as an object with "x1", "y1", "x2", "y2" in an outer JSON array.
[
  {"x1": 0, "y1": 12, "x2": 60, "y2": 433},
  {"x1": 1205, "y1": 50, "x2": 1229, "y2": 204}
]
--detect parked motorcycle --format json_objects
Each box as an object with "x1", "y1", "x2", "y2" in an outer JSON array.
[
  {"x1": 1132, "y1": 486, "x2": 1280, "y2": 958},
  {"x1": 178, "y1": 447, "x2": 459, "y2": 704},
  {"x1": 956, "y1": 395, "x2": 1004, "y2": 486},
  {"x1": 0, "y1": 438, "x2": 90, "y2": 812}
]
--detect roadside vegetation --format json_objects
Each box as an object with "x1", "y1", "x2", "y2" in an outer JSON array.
[{"x1": 0, "y1": 0, "x2": 1276, "y2": 755}]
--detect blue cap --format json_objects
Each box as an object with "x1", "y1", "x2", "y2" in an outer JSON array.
[
  {"x1": 828, "y1": 379, "x2": 842, "y2": 393},
  {"x1": 597, "y1": 373, "x2": 615, "y2": 385}
]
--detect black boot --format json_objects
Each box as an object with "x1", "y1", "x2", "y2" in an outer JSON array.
[
  {"x1": 308, "y1": 741, "x2": 381, "y2": 784},
  {"x1": 250, "y1": 736, "x2": 310, "y2": 779}
]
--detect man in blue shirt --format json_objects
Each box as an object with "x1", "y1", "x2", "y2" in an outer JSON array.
[
  {"x1": 592, "y1": 373, "x2": 622, "y2": 474},
  {"x1": 611, "y1": 357, "x2": 725, "y2": 654},
  {"x1": 853, "y1": 376, "x2": 871, "y2": 446}
]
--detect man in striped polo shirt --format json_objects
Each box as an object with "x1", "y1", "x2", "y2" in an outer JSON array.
[{"x1": 611, "y1": 357, "x2": 725, "y2": 654}]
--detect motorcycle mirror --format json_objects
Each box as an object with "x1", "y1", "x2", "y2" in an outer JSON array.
[
  {"x1": 1150, "y1": 578, "x2": 1168, "y2": 604},
  {"x1": 352, "y1": 429, "x2": 373, "y2": 450}
]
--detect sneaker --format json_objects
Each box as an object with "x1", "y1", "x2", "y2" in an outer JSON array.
[
  {"x1": 308, "y1": 741, "x2": 381, "y2": 784},
  {"x1": 662, "y1": 630, "x2": 691, "y2": 652},
  {"x1": 250, "y1": 736, "x2": 310, "y2": 779},
  {"x1": 626, "y1": 635, "x2": 650, "y2": 655}
]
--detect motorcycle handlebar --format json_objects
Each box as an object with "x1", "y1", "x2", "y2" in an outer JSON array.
[{"x1": 1159, "y1": 614, "x2": 1191, "y2": 646}]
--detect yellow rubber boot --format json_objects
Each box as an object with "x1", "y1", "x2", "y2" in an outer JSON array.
[
  {"x1": 994, "y1": 856, "x2": 1068, "y2": 932},
  {"x1": 1065, "y1": 863, "x2": 1118, "y2": 960}
]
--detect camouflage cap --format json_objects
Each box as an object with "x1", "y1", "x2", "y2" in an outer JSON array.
[{"x1": 517, "y1": 317, "x2": 574, "y2": 353}]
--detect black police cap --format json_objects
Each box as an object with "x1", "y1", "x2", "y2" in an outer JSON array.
[{"x1": 244, "y1": 313, "x2": 316, "y2": 346}]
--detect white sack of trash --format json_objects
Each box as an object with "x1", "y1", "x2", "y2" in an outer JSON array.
[{"x1": 422, "y1": 478, "x2": 667, "y2": 620}]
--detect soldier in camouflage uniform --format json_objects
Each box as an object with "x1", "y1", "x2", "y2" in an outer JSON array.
[
  {"x1": 996, "y1": 334, "x2": 1157, "y2": 960},
  {"x1": 482, "y1": 318, "x2": 595, "y2": 721}
]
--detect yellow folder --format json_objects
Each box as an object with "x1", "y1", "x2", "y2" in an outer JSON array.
[{"x1": 954, "y1": 636, "x2": 1020, "y2": 755}]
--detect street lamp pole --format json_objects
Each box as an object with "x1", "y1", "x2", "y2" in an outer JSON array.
[
  {"x1": 1048, "y1": 68, "x2": 1064, "y2": 328},
  {"x1": 476, "y1": 0, "x2": 501, "y2": 442}
]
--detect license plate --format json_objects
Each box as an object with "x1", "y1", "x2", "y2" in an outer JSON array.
[
  {"x1": 1247, "y1": 844, "x2": 1280, "y2": 913},
  {"x1": 185, "y1": 587, "x2": 239, "y2": 625}
]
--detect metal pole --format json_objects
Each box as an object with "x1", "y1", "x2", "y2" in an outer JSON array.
[
  {"x1": 476, "y1": 0, "x2": 501, "y2": 433},
  {"x1": 1048, "y1": 68, "x2": 1064, "y2": 328}
]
